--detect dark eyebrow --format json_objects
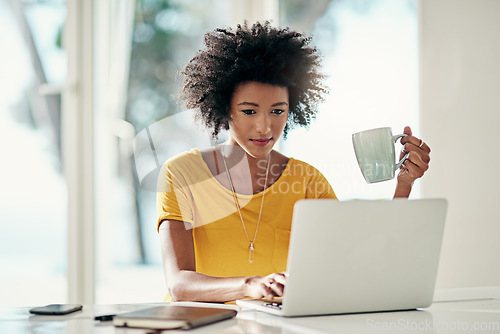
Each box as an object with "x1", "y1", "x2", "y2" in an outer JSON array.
[
  {"x1": 237, "y1": 102, "x2": 288, "y2": 107},
  {"x1": 237, "y1": 102, "x2": 259, "y2": 107}
]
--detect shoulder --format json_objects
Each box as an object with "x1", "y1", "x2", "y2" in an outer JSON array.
[
  {"x1": 159, "y1": 148, "x2": 211, "y2": 190},
  {"x1": 285, "y1": 158, "x2": 336, "y2": 199},
  {"x1": 285, "y1": 158, "x2": 323, "y2": 177},
  {"x1": 164, "y1": 149, "x2": 202, "y2": 170},
  {"x1": 161, "y1": 149, "x2": 208, "y2": 182}
]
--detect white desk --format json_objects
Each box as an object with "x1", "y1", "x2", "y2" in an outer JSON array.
[{"x1": 1, "y1": 287, "x2": 499, "y2": 333}]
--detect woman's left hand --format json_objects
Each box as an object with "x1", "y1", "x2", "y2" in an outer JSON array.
[{"x1": 397, "y1": 126, "x2": 431, "y2": 187}]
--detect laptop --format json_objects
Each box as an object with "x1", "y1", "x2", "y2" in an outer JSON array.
[{"x1": 236, "y1": 198, "x2": 447, "y2": 317}]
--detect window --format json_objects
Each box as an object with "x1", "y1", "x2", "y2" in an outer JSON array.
[
  {"x1": 0, "y1": 0, "x2": 66, "y2": 306},
  {"x1": 95, "y1": 0, "x2": 232, "y2": 304}
]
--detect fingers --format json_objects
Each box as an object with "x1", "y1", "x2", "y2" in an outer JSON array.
[
  {"x1": 246, "y1": 273, "x2": 286, "y2": 299},
  {"x1": 271, "y1": 272, "x2": 287, "y2": 285},
  {"x1": 248, "y1": 279, "x2": 275, "y2": 299},
  {"x1": 402, "y1": 137, "x2": 431, "y2": 155},
  {"x1": 401, "y1": 151, "x2": 429, "y2": 179},
  {"x1": 265, "y1": 281, "x2": 283, "y2": 299},
  {"x1": 396, "y1": 127, "x2": 431, "y2": 184},
  {"x1": 400, "y1": 142, "x2": 430, "y2": 164},
  {"x1": 400, "y1": 130, "x2": 431, "y2": 155},
  {"x1": 265, "y1": 273, "x2": 285, "y2": 298},
  {"x1": 258, "y1": 285, "x2": 276, "y2": 300},
  {"x1": 255, "y1": 282, "x2": 281, "y2": 300},
  {"x1": 395, "y1": 127, "x2": 432, "y2": 188},
  {"x1": 399, "y1": 127, "x2": 430, "y2": 166},
  {"x1": 403, "y1": 126, "x2": 412, "y2": 137}
]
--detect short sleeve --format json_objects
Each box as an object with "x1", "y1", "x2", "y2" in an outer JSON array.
[{"x1": 156, "y1": 161, "x2": 194, "y2": 232}]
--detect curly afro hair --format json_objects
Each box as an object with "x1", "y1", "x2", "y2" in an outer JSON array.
[{"x1": 178, "y1": 21, "x2": 328, "y2": 139}]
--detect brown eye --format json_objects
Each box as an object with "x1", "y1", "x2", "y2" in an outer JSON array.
[
  {"x1": 272, "y1": 109, "x2": 285, "y2": 115},
  {"x1": 241, "y1": 109, "x2": 255, "y2": 115}
]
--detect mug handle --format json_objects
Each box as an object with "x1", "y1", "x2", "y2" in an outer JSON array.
[{"x1": 393, "y1": 134, "x2": 409, "y2": 170}]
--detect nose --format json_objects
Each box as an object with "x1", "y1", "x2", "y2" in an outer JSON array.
[{"x1": 255, "y1": 112, "x2": 271, "y2": 134}]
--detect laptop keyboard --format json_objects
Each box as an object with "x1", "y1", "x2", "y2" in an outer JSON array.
[{"x1": 265, "y1": 301, "x2": 283, "y2": 310}]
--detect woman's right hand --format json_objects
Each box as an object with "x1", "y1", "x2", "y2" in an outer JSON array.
[{"x1": 244, "y1": 272, "x2": 287, "y2": 299}]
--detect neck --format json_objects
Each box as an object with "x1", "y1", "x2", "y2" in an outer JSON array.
[{"x1": 221, "y1": 143, "x2": 271, "y2": 194}]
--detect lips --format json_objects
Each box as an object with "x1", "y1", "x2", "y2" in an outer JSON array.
[{"x1": 250, "y1": 138, "x2": 272, "y2": 146}]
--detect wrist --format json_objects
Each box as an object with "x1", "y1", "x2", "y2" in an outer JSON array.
[
  {"x1": 397, "y1": 179, "x2": 414, "y2": 188},
  {"x1": 394, "y1": 180, "x2": 413, "y2": 198},
  {"x1": 242, "y1": 276, "x2": 255, "y2": 297},
  {"x1": 242, "y1": 275, "x2": 263, "y2": 298}
]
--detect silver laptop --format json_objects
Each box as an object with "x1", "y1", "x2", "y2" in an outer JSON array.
[{"x1": 236, "y1": 199, "x2": 447, "y2": 317}]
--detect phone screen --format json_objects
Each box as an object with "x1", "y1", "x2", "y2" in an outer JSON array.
[{"x1": 29, "y1": 304, "x2": 83, "y2": 315}]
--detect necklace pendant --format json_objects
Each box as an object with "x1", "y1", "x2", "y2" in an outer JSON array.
[{"x1": 249, "y1": 243, "x2": 255, "y2": 263}]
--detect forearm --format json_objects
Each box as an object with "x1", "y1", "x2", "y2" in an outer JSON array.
[
  {"x1": 393, "y1": 181, "x2": 412, "y2": 199},
  {"x1": 168, "y1": 270, "x2": 251, "y2": 302},
  {"x1": 159, "y1": 220, "x2": 279, "y2": 302}
]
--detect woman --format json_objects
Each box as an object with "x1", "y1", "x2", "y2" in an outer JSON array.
[{"x1": 156, "y1": 22, "x2": 430, "y2": 302}]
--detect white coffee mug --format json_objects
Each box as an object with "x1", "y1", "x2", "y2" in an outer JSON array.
[{"x1": 352, "y1": 127, "x2": 409, "y2": 183}]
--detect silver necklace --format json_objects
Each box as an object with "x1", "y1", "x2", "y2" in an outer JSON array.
[{"x1": 221, "y1": 146, "x2": 270, "y2": 264}]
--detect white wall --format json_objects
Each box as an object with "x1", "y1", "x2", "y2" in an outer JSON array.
[
  {"x1": 229, "y1": 0, "x2": 279, "y2": 27},
  {"x1": 419, "y1": 0, "x2": 500, "y2": 288}
]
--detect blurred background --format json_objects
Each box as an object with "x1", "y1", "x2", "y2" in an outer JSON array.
[{"x1": 0, "y1": 0, "x2": 498, "y2": 306}]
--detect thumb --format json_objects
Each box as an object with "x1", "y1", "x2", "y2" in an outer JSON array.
[{"x1": 403, "y1": 126, "x2": 412, "y2": 136}]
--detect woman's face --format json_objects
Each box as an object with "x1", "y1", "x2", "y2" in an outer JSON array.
[{"x1": 228, "y1": 81, "x2": 289, "y2": 159}]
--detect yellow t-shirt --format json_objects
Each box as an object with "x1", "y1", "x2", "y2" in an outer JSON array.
[{"x1": 156, "y1": 149, "x2": 336, "y2": 286}]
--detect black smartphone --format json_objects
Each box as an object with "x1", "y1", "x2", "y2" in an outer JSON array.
[{"x1": 29, "y1": 304, "x2": 83, "y2": 315}]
